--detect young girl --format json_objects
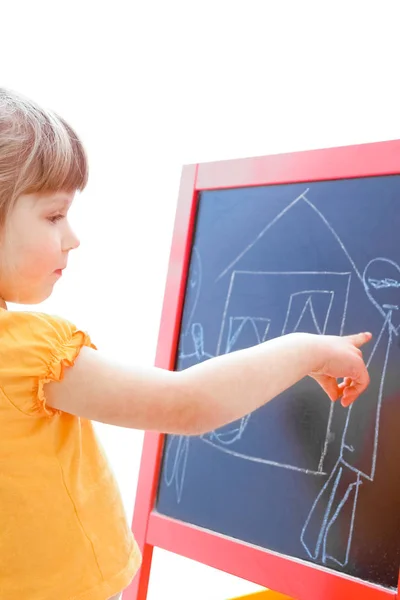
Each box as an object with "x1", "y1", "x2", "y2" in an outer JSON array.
[{"x1": 0, "y1": 87, "x2": 371, "y2": 600}]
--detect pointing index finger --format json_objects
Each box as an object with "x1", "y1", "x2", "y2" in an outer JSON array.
[{"x1": 347, "y1": 331, "x2": 373, "y2": 348}]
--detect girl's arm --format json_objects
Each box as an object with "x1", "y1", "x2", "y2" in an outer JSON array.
[{"x1": 44, "y1": 331, "x2": 371, "y2": 435}]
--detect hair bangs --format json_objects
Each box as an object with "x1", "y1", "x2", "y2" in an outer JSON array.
[{"x1": 23, "y1": 113, "x2": 88, "y2": 196}]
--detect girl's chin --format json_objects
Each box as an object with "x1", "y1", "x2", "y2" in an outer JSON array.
[{"x1": 4, "y1": 284, "x2": 55, "y2": 306}]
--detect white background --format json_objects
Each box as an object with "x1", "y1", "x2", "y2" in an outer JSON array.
[{"x1": 2, "y1": 1, "x2": 400, "y2": 598}]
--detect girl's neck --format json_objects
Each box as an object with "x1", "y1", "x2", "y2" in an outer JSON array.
[{"x1": 0, "y1": 298, "x2": 7, "y2": 310}]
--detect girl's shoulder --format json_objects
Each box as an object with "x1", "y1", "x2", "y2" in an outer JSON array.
[
  {"x1": 0, "y1": 309, "x2": 79, "y2": 357},
  {"x1": 0, "y1": 309, "x2": 95, "y2": 417}
]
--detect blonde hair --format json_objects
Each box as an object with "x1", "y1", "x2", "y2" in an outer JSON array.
[{"x1": 0, "y1": 87, "x2": 88, "y2": 227}]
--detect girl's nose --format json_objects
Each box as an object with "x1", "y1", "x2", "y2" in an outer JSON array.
[
  {"x1": 70, "y1": 230, "x2": 80, "y2": 250},
  {"x1": 63, "y1": 224, "x2": 80, "y2": 252}
]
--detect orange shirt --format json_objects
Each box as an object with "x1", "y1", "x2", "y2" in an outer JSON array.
[{"x1": 0, "y1": 309, "x2": 141, "y2": 599}]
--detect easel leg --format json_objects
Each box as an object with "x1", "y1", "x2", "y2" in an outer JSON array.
[{"x1": 123, "y1": 543, "x2": 153, "y2": 600}]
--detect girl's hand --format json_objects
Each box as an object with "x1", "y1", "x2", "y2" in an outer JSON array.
[{"x1": 308, "y1": 332, "x2": 372, "y2": 407}]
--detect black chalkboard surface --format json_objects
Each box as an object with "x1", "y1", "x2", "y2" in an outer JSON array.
[{"x1": 156, "y1": 176, "x2": 400, "y2": 590}]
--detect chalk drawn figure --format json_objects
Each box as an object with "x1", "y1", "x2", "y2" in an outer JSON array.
[
  {"x1": 301, "y1": 258, "x2": 400, "y2": 567},
  {"x1": 179, "y1": 322, "x2": 213, "y2": 367},
  {"x1": 164, "y1": 247, "x2": 214, "y2": 502},
  {"x1": 178, "y1": 247, "x2": 203, "y2": 362}
]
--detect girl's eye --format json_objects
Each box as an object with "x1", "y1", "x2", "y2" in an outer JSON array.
[{"x1": 48, "y1": 214, "x2": 65, "y2": 224}]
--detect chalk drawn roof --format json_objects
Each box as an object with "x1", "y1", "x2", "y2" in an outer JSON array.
[{"x1": 216, "y1": 188, "x2": 366, "y2": 286}]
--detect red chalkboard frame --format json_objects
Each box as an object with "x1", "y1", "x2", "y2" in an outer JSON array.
[{"x1": 125, "y1": 140, "x2": 400, "y2": 600}]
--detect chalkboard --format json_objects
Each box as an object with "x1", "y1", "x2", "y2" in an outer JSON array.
[{"x1": 155, "y1": 176, "x2": 400, "y2": 590}]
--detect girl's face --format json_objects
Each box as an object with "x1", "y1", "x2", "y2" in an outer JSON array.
[{"x1": 0, "y1": 191, "x2": 80, "y2": 306}]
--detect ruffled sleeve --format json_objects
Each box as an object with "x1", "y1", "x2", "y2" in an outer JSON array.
[{"x1": 0, "y1": 311, "x2": 96, "y2": 417}]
